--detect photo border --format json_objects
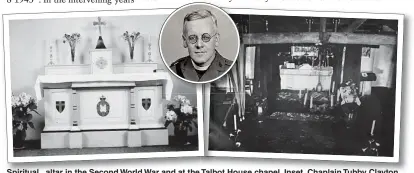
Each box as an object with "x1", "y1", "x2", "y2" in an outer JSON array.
[
  {"x1": 3, "y1": 8, "x2": 205, "y2": 163},
  {"x1": 206, "y1": 8, "x2": 404, "y2": 163}
]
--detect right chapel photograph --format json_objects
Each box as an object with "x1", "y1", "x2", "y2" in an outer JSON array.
[{"x1": 205, "y1": 11, "x2": 403, "y2": 160}]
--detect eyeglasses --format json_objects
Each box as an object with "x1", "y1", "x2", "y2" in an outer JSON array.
[{"x1": 186, "y1": 33, "x2": 217, "y2": 44}]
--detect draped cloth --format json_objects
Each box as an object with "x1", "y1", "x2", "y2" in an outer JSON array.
[{"x1": 228, "y1": 50, "x2": 246, "y2": 121}]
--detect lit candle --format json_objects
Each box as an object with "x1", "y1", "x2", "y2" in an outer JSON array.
[
  {"x1": 310, "y1": 96, "x2": 313, "y2": 109},
  {"x1": 304, "y1": 91, "x2": 308, "y2": 106},
  {"x1": 371, "y1": 120, "x2": 376, "y2": 136},
  {"x1": 234, "y1": 114, "x2": 237, "y2": 131}
]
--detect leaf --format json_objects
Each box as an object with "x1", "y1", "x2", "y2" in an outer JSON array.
[
  {"x1": 164, "y1": 121, "x2": 171, "y2": 128},
  {"x1": 28, "y1": 102, "x2": 37, "y2": 110},
  {"x1": 28, "y1": 122, "x2": 35, "y2": 129},
  {"x1": 192, "y1": 120, "x2": 198, "y2": 128},
  {"x1": 32, "y1": 109, "x2": 41, "y2": 116},
  {"x1": 23, "y1": 123, "x2": 28, "y2": 131},
  {"x1": 13, "y1": 122, "x2": 20, "y2": 129}
]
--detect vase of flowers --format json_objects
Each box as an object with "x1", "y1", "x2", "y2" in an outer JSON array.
[
  {"x1": 122, "y1": 31, "x2": 141, "y2": 61},
  {"x1": 63, "y1": 33, "x2": 81, "y2": 64},
  {"x1": 11, "y1": 93, "x2": 41, "y2": 149},
  {"x1": 338, "y1": 79, "x2": 361, "y2": 128},
  {"x1": 164, "y1": 95, "x2": 197, "y2": 145}
]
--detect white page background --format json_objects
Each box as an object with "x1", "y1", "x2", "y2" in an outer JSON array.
[{"x1": 0, "y1": 0, "x2": 412, "y2": 172}]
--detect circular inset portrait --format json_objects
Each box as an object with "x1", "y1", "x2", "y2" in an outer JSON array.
[{"x1": 159, "y1": 2, "x2": 240, "y2": 84}]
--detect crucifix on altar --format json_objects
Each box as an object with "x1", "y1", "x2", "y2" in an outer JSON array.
[{"x1": 93, "y1": 16, "x2": 107, "y2": 49}]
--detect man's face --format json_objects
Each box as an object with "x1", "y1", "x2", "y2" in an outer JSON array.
[{"x1": 183, "y1": 17, "x2": 219, "y2": 66}]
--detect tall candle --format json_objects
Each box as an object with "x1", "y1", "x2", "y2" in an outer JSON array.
[
  {"x1": 304, "y1": 91, "x2": 308, "y2": 106},
  {"x1": 332, "y1": 81, "x2": 335, "y2": 93},
  {"x1": 310, "y1": 96, "x2": 313, "y2": 109},
  {"x1": 299, "y1": 90, "x2": 302, "y2": 99},
  {"x1": 234, "y1": 114, "x2": 237, "y2": 131},
  {"x1": 337, "y1": 89, "x2": 341, "y2": 102},
  {"x1": 330, "y1": 94, "x2": 334, "y2": 107},
  {"x1": 371, "y1": 120, "x2": 376, "y2": 136}
]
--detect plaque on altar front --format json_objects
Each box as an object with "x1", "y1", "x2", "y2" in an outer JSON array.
[{"x1": 90, "y1": 49, "x2": 113, "y2": 74}]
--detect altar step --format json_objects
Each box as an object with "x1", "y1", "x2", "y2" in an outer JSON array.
[{"x1": 41, "y1": 128, "x2": 168, "y2": 149}]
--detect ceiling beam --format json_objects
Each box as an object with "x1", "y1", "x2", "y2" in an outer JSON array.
[
  {"x1": 341, "y1": 19, "x2": 367, "y2": 32},
  {"x1": 242, "y1": 32, "x2": 396, "y2": 45}
]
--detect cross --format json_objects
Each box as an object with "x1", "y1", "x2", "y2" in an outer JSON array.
[
  {"x1": 56, "y1": 101, "x2": 65, "y2": 112},
  {"x1": 93, "y1": 17, "x2": 106, "y2": 36},
  {"x1": 142, "y1": 99, "x2": 151, "y2": 105}
]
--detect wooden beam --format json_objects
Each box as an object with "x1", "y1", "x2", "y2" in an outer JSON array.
[
  {"x1": 320, "y1": 18, "x2": 327, "y2": 32},
  {"x1": 341, "y1": 19, "x2": 367, "y2": 32},
  {"x1": 243, "y1": 32, "x2": 320, "y2": 45},
  {"x1": 319, "y1": 18, "x2": 327, "y2": 43},
  {"x1": 327, "y1": 32, "x2": 396, "y2": 45},
  {"x1": 242, "y1": 32, "x2": 396, "y2": 45}
]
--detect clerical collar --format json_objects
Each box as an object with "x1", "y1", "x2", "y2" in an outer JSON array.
[{"x1": 191, "y1": 52, "x2": 216, "y2": 71}]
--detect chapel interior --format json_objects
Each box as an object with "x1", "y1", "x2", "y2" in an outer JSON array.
[{"x1": 209, "y1": 14, "x2": 398, "y2": 156}]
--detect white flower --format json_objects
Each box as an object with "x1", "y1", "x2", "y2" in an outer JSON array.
[
  {"x1": 165, "y1": 110, "x2": 177, "y2": 122},
  {"x1": 19, "y1": 92, "x2": 33, "y2": 107},
  {"x1": 183, "y1": 99, "x2": 191, "y2": 105},
  {"x1": 11, "y1": 95, "x2": 20, "y2": 108},
  {"x1": 181, "y1": 104, "x2": 193, "y2": 114}
]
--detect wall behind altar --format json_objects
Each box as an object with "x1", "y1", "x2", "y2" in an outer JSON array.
[{"x1": 9, "y1": 15, "x2": 198, "y2": 140}]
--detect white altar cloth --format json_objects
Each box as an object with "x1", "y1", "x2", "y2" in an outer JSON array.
[{"x1": 34, "y1": 72, "x2": 173, "y2": 101}]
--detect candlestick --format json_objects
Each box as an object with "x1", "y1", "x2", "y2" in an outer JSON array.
[
  {"x1": 337, "y1": 89, "x2": 341, "y2": 102},
  {"x1": 147, "y1": 36, "x2": 153, "y2": 62},
  {"x1": 310, "y1": 96, "x2": 313, "y2": 109},
  {"x1": 234, "y1": 114, "x2": 237, "y2": 131},
  {"x1": 371, "y1": 120, "x2": 376, "y2": 136},
  {"x1": 304, "y1": 91, "x2": 308, "y2": 106}
]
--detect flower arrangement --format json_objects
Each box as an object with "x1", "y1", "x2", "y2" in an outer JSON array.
[
  {"x1": 164, "y1": 95, "x2": 197, "y2": 144},
  {"x1": 338, "y1": 79, "x2": 361, "y2": 127},
  {"x1": 11, "y1": 93, "x2": 41, "y2": 149},
  {"x1": 122, "y1": 31, "x2": 141, "y2": 60},
  {"x1": 63, "y1": 33, "x2": 81, "y2": 62}
]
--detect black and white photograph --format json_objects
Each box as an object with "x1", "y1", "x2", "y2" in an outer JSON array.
[
  {"x1": 4, "y1": 9, "x2": 203, "y2": 162},
  {"x1": 159, "y1": 2, "x2": 240, "y2": 83},
  {"x1": 206, "y1": 9, "x2": 403, "y2": 162}
]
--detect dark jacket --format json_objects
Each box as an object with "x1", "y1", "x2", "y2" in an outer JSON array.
[{"x1": 170, "y1": 51, "x2": 233, "y2": 82}]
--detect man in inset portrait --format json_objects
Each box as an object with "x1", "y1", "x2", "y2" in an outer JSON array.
[{"x1": 170, "y1": 9, "x2": 233, "y2": 82}]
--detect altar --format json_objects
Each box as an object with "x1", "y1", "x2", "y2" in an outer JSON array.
[
  {"x1": 36, "y1": 65, "x2": 173, "y2": 149},
  {"x1": 35, "y1": 17, "x2": 173, "y2": 149},
  {"x1": 280, "y1": 66, "x2": 333, "y2": 91}
]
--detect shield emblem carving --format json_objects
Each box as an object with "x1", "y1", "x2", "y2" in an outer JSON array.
[
  {"x1": 142, "y1": 98, "x2": 151, "y2": 111},
  {"x1": 55, "y1": 101, "x2": 65, "y2": 113},
  {"x1": 97, "y1": 95, "x2": 110, "y2": 117}
]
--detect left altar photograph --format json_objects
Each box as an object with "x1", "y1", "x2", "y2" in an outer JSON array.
[{"x1": 3, "y1": 10, "x2": 203, "y2": 162}]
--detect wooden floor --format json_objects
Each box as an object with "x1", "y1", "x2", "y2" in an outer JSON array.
[{"x1": 224, "y1": 114, "x2": 393, "y2": 156}]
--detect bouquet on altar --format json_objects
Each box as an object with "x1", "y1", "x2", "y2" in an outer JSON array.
[
  {"x1": 122, "y1": 31, "x2": 141, "y2": 60},
  {"x1": 164, "y1": 95, "x2": 197, "y2": 132},
  {"x1": 63, "y1": 33, "x2": 81, "y2": 62}
]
